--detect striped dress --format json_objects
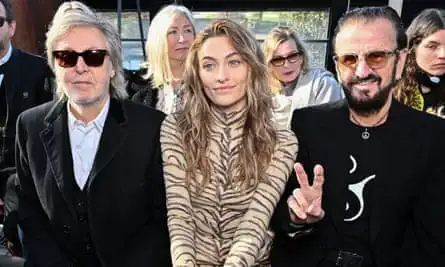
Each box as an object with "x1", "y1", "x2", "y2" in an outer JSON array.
[{"x1": 160, "y1": 108, "x2": 298, "y2": 267}]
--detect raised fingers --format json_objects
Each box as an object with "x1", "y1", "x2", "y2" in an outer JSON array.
[
  {"x1": 294, "y1": 162, "x2": 309, "y2": 189},
  {"x1": 288, "y1": 188, "x2": 309, "y2": 220},
  {"x1": 312, "y1": 164, "x2": 325, "y2": 192}
]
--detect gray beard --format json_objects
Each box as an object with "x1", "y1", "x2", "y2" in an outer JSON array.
[{"x1": 69, "y1": 89, "x2": 108, "y2": 107}]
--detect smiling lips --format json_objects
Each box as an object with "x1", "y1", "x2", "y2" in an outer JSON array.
[{"x1": 214, "y1": 85, "x2": 236, "y2": 92}]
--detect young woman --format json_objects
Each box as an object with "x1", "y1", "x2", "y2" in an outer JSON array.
[
  {"x1": 160, "y1": 19, "x2": 298, "y2": 266},
  {"x1": 394, "y1": 9, "x2": 445, "y2": 117}
]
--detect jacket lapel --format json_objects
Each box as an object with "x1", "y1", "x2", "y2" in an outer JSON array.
[
  {"x1": 4, "y1": 49, "x2": 19, "y2": 115},
  {"x1": 86, "y1": 99, "x2": 128, "y2": 190},
  {"x1": 39, "y1": 98, "x2": 76, "y2": 217}
]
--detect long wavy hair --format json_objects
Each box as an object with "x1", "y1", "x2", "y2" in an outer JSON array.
[
  {"x1": 263, "y1": 26, "x2": 310, "y2": 94},
  {"x1": 394, "y1": 9, "x2": 445, "y2": 107},
  {"x1": 177, "y1": 18, "x2": 278, "y2": 191}
]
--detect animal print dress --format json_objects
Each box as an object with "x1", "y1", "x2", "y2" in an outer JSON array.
[{"x1": 160, "y1": 108, "x2": 298, "y2": 267}]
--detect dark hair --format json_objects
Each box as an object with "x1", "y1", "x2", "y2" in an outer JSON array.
[
  {"x1": 332, "y1": 6, "x2": 407, "y2": 52},
  {"x1": 0, "y1": 0, "x2": 14, "y2": 21},
  {"x1": 394, "y1": 9, "x2": 445, "y2": 108}
]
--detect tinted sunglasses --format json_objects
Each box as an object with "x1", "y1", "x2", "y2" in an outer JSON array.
[
  {"x1": 333, "y1": 50, "x2": 399, "y2": 70},
  {"x1": 270, "y1": 51, "x2": 303, "y2": 67},
  {"x1": 0, "y1": 17, "x2": 11, "y2": 27},
  {"x1": 53, "y1": 49, "x2": 109, "y2": 68}
]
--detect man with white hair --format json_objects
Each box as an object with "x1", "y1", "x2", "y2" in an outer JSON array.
[{"x1": 15, "y1": 2, "x2": 171, "y2": 266}]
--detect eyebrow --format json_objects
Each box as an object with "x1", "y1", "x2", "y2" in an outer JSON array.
[
  {"x1": 273, "y1": 50, "x2": 299, "y2": 58},
  {"x1": 169, "y1": 24, "x2": 193, "y2": 29},
  {"x1": 426, "y1": 40, "x2": 443, "y2": 45},
  {"x1": 201, "y1": 51, "x2": 240, "y2": 61}
]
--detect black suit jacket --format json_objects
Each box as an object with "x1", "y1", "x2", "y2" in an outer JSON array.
[
  {"x1": 1, "y1": 48, "x2": 53, "y2": 189},
  {"x1": 271, "y1": 99, "x2": 445, "y2": 267},
  {"x1": 16, "y1": 98, "x2": 171, "y2": 267}
]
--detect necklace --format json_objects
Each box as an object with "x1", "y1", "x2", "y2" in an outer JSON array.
[{"x1": 350, "y1": 111, "x2": 389, "y2": 140}]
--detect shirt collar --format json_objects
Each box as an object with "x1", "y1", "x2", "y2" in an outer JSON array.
[
  {"x1": 68, "y1": 97, "x2": 110, "y2": 131},
  {"x1": 0, "y1": 43, "x2": 13, "y2": 66}
]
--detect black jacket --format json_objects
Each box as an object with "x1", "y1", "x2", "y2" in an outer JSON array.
[
  {"x1": 271, "y1": 100, "x2": 445, "y2": 267},
  {"x1": 16, "y1": 98, "x2": 171, "y2": 267}
]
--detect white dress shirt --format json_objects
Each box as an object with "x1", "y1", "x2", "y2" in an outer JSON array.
[
  {"x1": 67, "y1": 97, "x2": 110, "y2": 190},
  {"x1": 0, "y1": 42, "x2": 13, "y2": 87}
]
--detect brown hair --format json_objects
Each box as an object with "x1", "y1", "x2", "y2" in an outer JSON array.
[{"x1": 177, "y1": 18, "x2": 277, "y2": 191}]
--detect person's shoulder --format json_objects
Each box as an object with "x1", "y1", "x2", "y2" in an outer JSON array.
[
  {"x1": 304, "y1": 68, "x2": 335, "y2": 80},
  {"x1": 122, "y1": 98, "x2": 164, "y2": 122},
  {"x1": 294, "y1": 99, "x2": 345, "y2": 119},
  {"x1": 14, "y1": 48, "x2": 47, "y2": 65},
  {"x1": 19, "y1": 100, "x2": 58, "y2": 125}
]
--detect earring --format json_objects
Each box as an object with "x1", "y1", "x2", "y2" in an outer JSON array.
[{"x1": 111, "y1": 70, "x2": 115, "y2": 78}]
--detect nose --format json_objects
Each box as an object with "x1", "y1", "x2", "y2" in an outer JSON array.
[
  {"x1": 74, "y1": 55, "x2": 88, "y2": 73},
  {"x1": 354, "y1": 58, "x2": 374, "y2": 78},
  {"x1": 178, "y1": 32, "x2": 185, "y2": 43},
  {"x1": 217, "y1": 65, "x2": 229, "y2": 83},
  {"x1": 438, "y1": 46, "x2": 445, "y2": 58},
  {"x1": 282, "y1": 59, "x2": 291, "y2": 68}
]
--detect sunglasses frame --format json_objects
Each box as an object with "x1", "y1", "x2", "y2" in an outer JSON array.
[
  {"x1": 333, "y1": 49, "x2": 399, "y2": 70},
  {"x1": 270, "y1": 51, "x2": 303, "y2": 67},
  {"x1": 0, "y1": 16, "x2": 12, "y2": 28},
  {"x1": 52, "y1": 49, "x2": 109, "y2": 68}
]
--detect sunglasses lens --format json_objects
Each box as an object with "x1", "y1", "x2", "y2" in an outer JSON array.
[
  {"x1": 83, "y1": 50, "x2": 107, "y2": 67},
  {"x1": 366, "y1": 51, "x2": 390, "y2": 69},
  {"x1": 0, "y1": 17, "x2": 5, "y2": 27},
  {"x1": 270, "y1": 57, "x2": 285, "y2": 67},
  {"x1": 287, "y1": 52, "x2": 301, "y2": 63},
  {"x1": 338, "y1": 55, "x2": 358, "y2": 68},
  {"x1": 54, "y1": 51, "x2": 78, "y2": 68},
  {"x1": 53, "y1": 50, "x2": 107, "y2": 68}
]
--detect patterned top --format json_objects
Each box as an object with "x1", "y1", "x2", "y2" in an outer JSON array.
[{"x1": 160, "y1": 108, "x2": 298, "y2": 267}]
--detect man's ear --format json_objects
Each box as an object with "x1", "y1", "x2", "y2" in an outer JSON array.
[
  {"x1": 8, "y1": 20, "x2": 16, "y2": 39},
  {"x1": 395, "y1": 49, "x2": 408, "y2": 80}
]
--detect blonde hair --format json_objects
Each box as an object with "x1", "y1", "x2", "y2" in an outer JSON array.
[
  {"x1": 263, "y1": 26, "x2": 309, "y2": 94},
  {"x1": 178, "y1": 18, "x2": 277, "y2": 191},
  {"x1": 46, "y1": 1, "x2": 127, "y2": 100},
  {"x1": 145, "y1": 4, "x2": 195, "y2": 88}
]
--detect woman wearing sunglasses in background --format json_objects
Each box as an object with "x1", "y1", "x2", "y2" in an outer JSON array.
[
  {"x1": 161, "y1": 19, "x2": 298, "y2": 266},
  {"x1": 393, "y1": 9, "x2": 445, "y2": 117},
  {"x1": 131, "y1": 4, "x2": 195, "y2": 114},
  {"x1": 263, "y1": 26, "x2": 343, "y2": 128}
]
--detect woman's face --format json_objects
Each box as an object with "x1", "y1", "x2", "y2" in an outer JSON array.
[
  {"x1": 198, "y1": 36, "x2": 249, "y2": 113},
  {"x1": 415, "y1": 29, "x2": 445, "y2": 76},
  {"x1": 166, "y1": 14, "x2": 195, "y2": 63},
  {"x1": 269, "y1": 39, "x2": 303, "y2": 85}
]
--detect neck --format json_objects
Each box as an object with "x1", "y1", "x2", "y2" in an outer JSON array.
[
  {"x1": 170, "y1": 59, "x2": 185, "y2": 81},
  {"x1": 349, "y1": 97, "x2": 392, "y2": 127},
  {"x1": 69, "y1": 96, "x2": 109, "y2": 124},
  {"x1": 0, "y1": 43, "x2": 11, "y2": 60}
]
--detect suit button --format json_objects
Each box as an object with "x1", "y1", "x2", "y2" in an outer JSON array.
[
  {"x1": 62, "y1": 225, "x2": 71, "y2": 235},
  {"x1": 78, "y1": 215, "x2": 87, "y2": 223},
  {"x1": 85, "y1": 243, "x2": 92, "y2": 252},
  {"x1": 76, "y1": 201, "x2": 84, "y2": 207}
]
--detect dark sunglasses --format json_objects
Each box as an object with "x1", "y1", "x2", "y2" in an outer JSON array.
[
  {"x1": 53, "y1": 49, "x2": 109, "y2": 68},
  {"x1": 0, "y1": 17, "x2": 11, "y2": 27},
  {"x1": 333, "y1": 50, "x2": 399, "y2": 70},
  {"x1": 270, "y1": 51, "x2": 303, "y2": 67}
]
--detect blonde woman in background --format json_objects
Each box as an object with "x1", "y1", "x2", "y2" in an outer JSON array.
[
  {"x1": 132, "y1": 4, "x2": 195, "y2": 114},
  {"x1": 264, "y1": 26, "x2": 343, "y2": 128}
]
